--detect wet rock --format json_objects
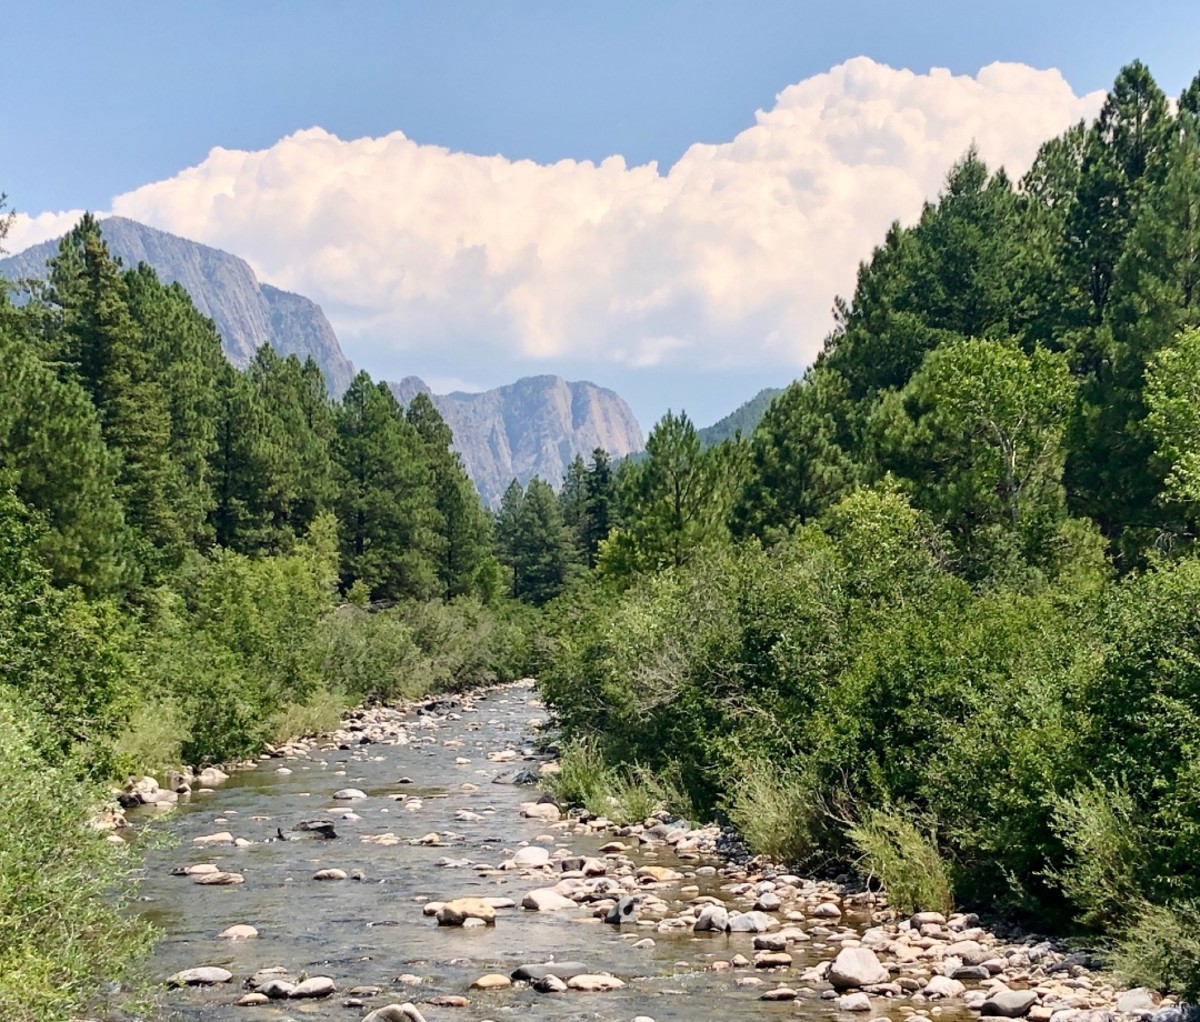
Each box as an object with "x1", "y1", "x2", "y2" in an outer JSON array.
[
  {"x1": 168, "y1": 967, "x2": 233, "y2": 986},
  {"x1": 193, "y1": 871, "x2": 244, "y2": 885},
  {"x1": 313, "y1": 868, "x2": 348, "y2": 881},
  {"x1": 428, "y1": 994, "x2": 469, "y2": 1007},
  {"x1": 291, "y1": 976, "x2": 336, "y2": 998},
  {"x1": 694, "y1": 904, "x2": 730, "y2": 932},
  {"x1": 953, "y1": 964, "x2": 992, "y2": 981},
  {"x1": 755, "y1": 951, "x2": 793, "y2": 968},
  {"x1": 981, "y1": 989, "x2": 1040, "y2": 1018},
  {"x1": 511, "y1": 845, "x2": 551, "y2": 868},
  {"x1": 218, "y1": 924, "x2": 258, "y2": 940},
  {"x1": 828, "y1": 948, "x2": 889, "y2": 989},
  {"x1": 567, "y1": 974, "x2": 625, "y2": 991},
  {"x1": 520, "y1": 802, "x2": 561, "y2": 822},
  {"x1": 533, "y1": 974, "x2": 568, "y2": 993},
  {"x1": 493, "y1": 768, "x2": 539, "y2": 785},
  {"x1": 811, "y1": 901, "x2": 843, "y2": 919},
  {"x1": 925, "y1": 975, "x2": 966, "y2": 998},
  {"x1": 258, "y1": 979, "x2": 296, "y2": 999},
  {"x1": 521, "y1": 888, "x2": 576, "y2": 911},
  {"x1": 192, "y1": 831, "x2": 234, "y2": 846},
  {"x1": 511, "y1": 962, "x2": 589, "y2": 982},
  {"x1": 756, "y1": 891, "x2": 782, "y2": 911},
  {"x1": 754, "y1": 935, "x2": 789, "y2": 952},
  {"x1": 838, "y1": 992, "x2": 873, "y2": 1011},
  {"x1": 760, "y1": 987, "x2": 799, "y2": 1001},
  {"x1": 728, "y1": 910, "x2": 777, "y2": 933},
  {"x1": 333, "y1": 788, "x2": 367, "y2": 800},
  {"x1": 197, "y1": 767, "x2": 229, "y2": 787},
  {"x1": 437, "y1": 898, "x2": 497, "y2": 926},
  {"x1": 364, "y1": 1005, "x2": 430, "y2": 1022},
  {"x1": 236, "y1": 992, "x2": 269, "y2": 1006},
  {"x1": 471, "y1": 974, "x2": 512, "y2": 989},
  {"x1": 604, "y1": 895, "x2": 640, "y2": 925}
]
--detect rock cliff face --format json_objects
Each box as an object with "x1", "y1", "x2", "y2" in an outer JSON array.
[
  {"x1": 0, "y1": 217, "x2": 355, "y2": 396},
  {"x1": 389, "y1": 375, "x2": 645, "y2": 506}
]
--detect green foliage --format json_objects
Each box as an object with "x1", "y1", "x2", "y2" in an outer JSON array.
[
  {"x1": 722, "y1": 758, "x2": 822, "y2": 866},
  {"x1": 1111, "y1": 901, "x2": 1200, "y2": 1001},
  {"x1": 0, "y1": 697, "x2": 154, "y2": 1021},
  {"x1": 847, "y1": 807, "x2": 954, "y2": 916}
]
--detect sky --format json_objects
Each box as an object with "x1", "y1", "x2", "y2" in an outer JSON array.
[{"x1": 5, "y1": 1, "x2": 1200, "y2": 429}]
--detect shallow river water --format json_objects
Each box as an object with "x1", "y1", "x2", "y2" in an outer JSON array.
[{"x1": 127, "y1": 683, "x2": 946, "y2": 1022}]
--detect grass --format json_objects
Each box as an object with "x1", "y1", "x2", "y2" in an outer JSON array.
[
  {"x1": 722, "y1": 758, "x2": 821, "y2": 866},
  {"x1": 847, "y1": 806, "x2": 954, "y2": 916},
  {"x1": 109, "y1": 699, "x2": 190, "y2": 781},
  {"x1": 545, "y1": 741, "x2": 692, "y2": 824},
  {"x1": 269, "y1": 685, "x2": 348, "y2": 743}
]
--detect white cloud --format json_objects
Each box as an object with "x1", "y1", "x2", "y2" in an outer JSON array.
[
  {"x1": 14, "y1": 58, "x2": 1104, "y2": 378},
  {"x1": 7, "y1": 209, "x2": 86, "y2": 254}
]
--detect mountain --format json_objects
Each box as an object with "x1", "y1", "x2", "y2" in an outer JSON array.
[
  {"x1": 390, "y1": 375, "x2": 644, "y2": 506},
  {"x1": 0, "y1": 216, "x2": 356, "y2": 396},
  {"x1": 697, "y1": 387, "x2": 784, "y2": 447}
]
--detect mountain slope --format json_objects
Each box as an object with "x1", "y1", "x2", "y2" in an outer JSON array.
[
  {"x1": 390, "y1": 375, "x2": 644, "y2": 506},
  {"x1": 0, "y1": 216, "x2": 355, "y2": 396},
  {"x1": 697, "y1": 387, "x2": 784, "y2": 447}
]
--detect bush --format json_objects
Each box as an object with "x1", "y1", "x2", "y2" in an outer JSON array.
[
  {"x1": 723, "y1": 757, "x2": 822, "y2": 866},
  {"x1": 847, "y1": 807, "x2": 954, "y2": 916},
  {"x1": 1110, "y1": 900, "x2": 1200, "y2": 1001},
  {"x1": 110, "y1": 699, "x2": 190, "y2": 780},
  {"x1": 270, "y1": 686, "x2": 347, "y2": 743},
  {"x1": 545, "y1": 740, "x2": 616, "y2": 817},
  {"x1": 0, "y1": 699, "x2": 154, "y2": 1021}
]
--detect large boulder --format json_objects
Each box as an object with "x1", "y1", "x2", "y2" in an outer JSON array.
[
  {"x1": 521, "y1": 888, "x2": 576, "y2": 912},
  {"x1": 828, "y1": 947, "x2": 889, "y2": 989},
  {"x1": 980, "y1": 989, "x2": 1039, "y2": 1018}
]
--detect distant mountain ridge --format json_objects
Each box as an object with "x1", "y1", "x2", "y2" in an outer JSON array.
[
  {"x1": 389, "y1": 375, "x2": 645, "y2": 506},
  {"x1": 697, "y1": 387, "x2": 784, "y2": 447},
  {"x1": 0, "y1": 216, "x2": 356, "y2": 396}
]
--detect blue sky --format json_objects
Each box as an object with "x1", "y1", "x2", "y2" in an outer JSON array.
[{"x1": 6, "y1": 2, "x2": 1200, "y2": 428}]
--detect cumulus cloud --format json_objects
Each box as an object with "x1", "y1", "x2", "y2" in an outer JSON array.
[
  {"x1": 7, "y1": 209, "x2": 87, "y2": 254},
  {"x1": 14, "y1": 58, "x2": 1105, "y2": 381}
]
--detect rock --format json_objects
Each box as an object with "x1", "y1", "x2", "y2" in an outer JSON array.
[
  {"x1": 632, "y1": 938, "x2": 655, "y2": 949},
  {"x1": 925, "y1": 975, "x2": 967, "y2": 998},
  {"x1": 1118, "y1": 990, "x2": 1162, "y2": 1015},
  {"x1": 511, "y1": 962, "x2": 589, "y2": 982},
  {"x1": 193, "y1": 871, "x2": 244, "y2": 885},
  {"x1": 236, "y1": 992, "x2": 269, "y2": 1005},
  {"x1": 521, "y1": 888, "x2": 576, "y2": 912},
  {"x1": 333, "y1": 787, "x2": 367, "y2": 800},
  {"x1": 520, "y1": 802, "x2": 561, "y2": 822},
  {"x1": 604, "y1": 895, "x2": 640, "y2": 925},
  {"x1": 218, "y1": 924, "x2": 258, "y2": 940},
  {"x1": 363, "y1": 1005, "x2": 430, "y2": 1022},
  {"x1": 953, "y1": 964, "x2": 992, "y2": 981},
  {"x1": 756, "y1": 891, "x2": 782, "y2": 911},
  {"x1": 760, "y1": 987, "x2": 799, "y2": 1001},
  {"x1": 313, "y1": 868, "x2": 348, "y2": 881},
  {"x1": 981, "y1": 989, "x2": 1040, "y2": 1018},
  {"x1": 811, "y1": 901, "x2": 843, "y2": 919},
  {"x1": 694, "y1": 904, "x2": 730, "y2": 932},
  {"x1": 533, "y1": 974, "x2": 568, "y2": 993},
  {"x1": 168, "y1": 967, "x2": 233, "y2": 987},
  {"x1": 912, "y1": 911, "x2": 948, "y2": 926},
  {"x1": 636, "y1": 865, "x2": 683, "y2": 882},
  {"x1": 1148, "y1": 1008, "x2": 1200, "y2": 1022},
  {"x1": 437, "y1": 898, "x2": 497, "y2": 926},
  {"x1": 258, "y1": 979, "x2": 296, "y2": 998},
  {"x1": 471, "y1": 974, "x2": 512, "y2": 990},
  {"x1": 291, "y1": 976, "x2": 336, "y2": 998},
  {"x1": 755, "y1": 934, "x2": 789, "y2": 952},
  {"x1": 754, "y1": 951, "x2": 793, "y2": 968},
  {"x1": 197, "y1": 767, "x2": 229, "y2": 787},
  {"x1": 511, "y1": 845, "x2": 551, "y2": 868},
  {"x1": 428, "y1": 994, "x2": 469, "y2": 1007},
  {"x1": 828, "y1": 948, "x2": 889, "y2": 989},
  {"x1": 838, "y1": 992, "x2": 874, "y2": 1011},
  {"x1": 192, "y1": 831, "x2": 234, "y2": 845},
  {"x1": 728, "y1": 910, "x2": 777, "y2": 933},
  {"x1": 567, "y1": 974, "x2": 626, "y2": 992}
]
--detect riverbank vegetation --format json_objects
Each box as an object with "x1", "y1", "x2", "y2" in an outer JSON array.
[
  {"x1": 0, "y1": 204, "x2": 537, "y2": 1018},
  {"x1": 535, "y1": 62, "x2": 1200, "y2": 997}
]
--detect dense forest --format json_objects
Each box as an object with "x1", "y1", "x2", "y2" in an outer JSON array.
[
  {"x1": 5, "y1": 57, "x2": 1200, "y2": 1018},
  {"x1": 538, "y1": 61, "x2": 1200, "y2": 999}
]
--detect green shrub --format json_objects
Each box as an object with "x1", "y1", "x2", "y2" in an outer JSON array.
[
  {"x1": 847, "y1": 807, "x2": 954, "y2": 916},
  {"x1": 270, "y1": 686, "x2": 347, "y2": 742},
  {"x1": 0, "y1": 699, "x2": 154, "y2": 1021},
  {"x1": 544, "y1": 740, "x2": 616, "y2": 817},
  {"x1": 1110, "y1": 900, "x2": 1200, "y2": 1001},
  {"x1": 723, "y1": 758, "x2": 823, "y2": 866},
  {"x1": 110, "y1": 699, "x2": 191, "y2": 780}
]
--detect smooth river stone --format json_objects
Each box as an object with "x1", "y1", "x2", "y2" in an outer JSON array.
[
  {"x1": 168, "y1": 967, "x2": 233, "y2": 987},
  {"x1": 218, "y1": 924, "x2": 258, "y2": 940}
]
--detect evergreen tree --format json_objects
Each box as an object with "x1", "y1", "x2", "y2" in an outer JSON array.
[
  {"x1": 509, "y1": 478, "x2": 571, "y2": 605},
  {"x1": 583, "y1": 448, "x2": 618, "y2": 567},
  {"x1": 405, "y1": 392, "x2": 490, "y2": 598},
  {"x1": 334, "y1": 372, "x2": 437, "y2": 600}
]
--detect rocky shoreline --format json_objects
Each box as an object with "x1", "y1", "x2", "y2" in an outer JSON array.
[{"x1": 114, "y1": 682, "x2": 1189, "y2": 1022}]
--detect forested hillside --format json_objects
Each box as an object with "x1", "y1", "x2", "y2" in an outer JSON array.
[
  {"x1": 0, "y1": 209, "x2": 532, "y2": 1018},
  {"x1": 537, "y1": 62, "x2": 1200, "y2": 998}
]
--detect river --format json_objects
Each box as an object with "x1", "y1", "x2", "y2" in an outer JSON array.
[{"x1": 125, "y1": 682, "x2": 954, "y2": 1022}]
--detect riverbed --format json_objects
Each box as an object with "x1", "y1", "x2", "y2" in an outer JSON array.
[{"x1": 125, "y1": 683, "x2": 977, "y2": 1022}]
